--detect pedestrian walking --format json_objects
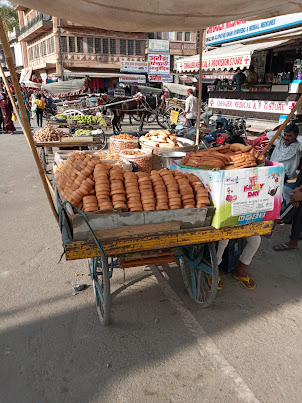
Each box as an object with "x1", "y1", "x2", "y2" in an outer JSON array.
[
  {"x1": 33, "y1": 94, "x2": 45, "y2": 127},
  {"x1": 0, "y1": 93, "x2": 15, "y2": 134}
]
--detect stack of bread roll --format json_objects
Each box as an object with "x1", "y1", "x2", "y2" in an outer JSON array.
[
  {"x1": 150, "y1": 171, "x2": 169, "y2": 210},
  {"x1": 83, "y1": 195, "x2": 98, "y2": 213},
  {"x1": 124, "y1": 171, "x2": 143, "y2": 212},
  {"x1": 186, "y1": 173, "x2": 210, "y2": 207},
  {"x1": 94, "y1": 163, "x2": 113, "y2": 210},
  {"x1": 174, "y1": 172, "x2": 195, "y2": 209},
  {"x1": 109, "y1": 166, "x2": 127, "y2": 209},
  {"x1": 137, "y1": 173, "x2": 156, "y2": 211},
  {"x1": 55, "y1": 155, "x2": 211, "y2": 213},
  {"x1": 55, "y1": 152, "x2": 98, "y2": 209},
  {"x1": 159, "y1": 170, "x2": 182, "y2": 209}
]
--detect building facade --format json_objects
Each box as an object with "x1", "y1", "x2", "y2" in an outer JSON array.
[{"x1": 16, "y1": 6, "x2": 147, "y2": 79}]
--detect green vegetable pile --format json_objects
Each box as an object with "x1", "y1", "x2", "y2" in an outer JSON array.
[
  {"x1": 74, "y1": 115, "x2": 106, "y2": 125},
  {"x1": 74, "y1": 129, "x2": 92, "y2": 136},
  {"x1": 55, "y1": 114, "x2": 68, "y2": 119}
]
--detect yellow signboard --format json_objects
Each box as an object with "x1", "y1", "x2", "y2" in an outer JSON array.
[{"x1": 170, "y1": 109, "x2": 179, "y2": 124}]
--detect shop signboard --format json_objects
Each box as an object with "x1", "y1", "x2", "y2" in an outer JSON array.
[
  {"x1": 174, "y1": 56, "x2": 185, "y2": 70},
  {"x1": 177, "y1": 53, "x2": 251, "y2": 72},
  {"x1": 170, "y1": 109, "x2": 179, "y2": 124},
  {"x1": 119, "y1": 76, "x2": 146, "y2": 84},
  {"x1": 148, "y1": 53, "x2": 170, "y2": 75},
  {"x1": 206, "y1": 13, "x2": 302, "y2": 45},
  {"x1": 148, "y1": 39, "x2": 169, "y2": 52},
  {"x1": 208, "y1": 97, "x2": 302, "y2": 114},
  {"x1": 148, "y1": 74, "x2": 173, "y2": 83},
  {"x1": 120, "y1": 60, "x2": 148, "y2": 73}
]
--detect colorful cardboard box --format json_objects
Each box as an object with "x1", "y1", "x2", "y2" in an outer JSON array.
[{"x1": 171, "y1": 160, "x2": 284, "y2": 228}]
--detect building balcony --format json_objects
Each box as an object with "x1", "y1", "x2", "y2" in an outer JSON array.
[
  {"x1": 18, "y1": 13, "x2": 53, "y2": 42},
  {"x1": 62, "y1": 53, "x2": 145, "y2": 69}
]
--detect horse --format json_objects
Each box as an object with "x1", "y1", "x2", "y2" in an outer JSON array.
[{"x1": 100, "y1": 93, "x2": 162, "y2": 134}]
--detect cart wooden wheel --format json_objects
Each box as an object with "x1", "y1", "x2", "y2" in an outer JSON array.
[
  {"x1": 177, "y1": 242, "x2": 218, "y2": 308},
  {"x1": 88, "y1": 255, "x2": 111, "y2": 325}
]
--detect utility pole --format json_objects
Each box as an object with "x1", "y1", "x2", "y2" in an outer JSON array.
[{"x1": 57, "y1": 17, "x2": 64, "y2": 81}]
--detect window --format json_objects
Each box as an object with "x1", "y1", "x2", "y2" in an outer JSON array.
[
  {"x1": 103, "y1": 38, "x2": 108, "y2": 54},
  {"x1": 47, "y1": 36, "x2": 54, "y2": 54},
  {"x1": 156, "y1": 32, "x2": 162, "y2": 39},
  {"x1": 164, "y1": 32, "x2": 169, "y2": 40},
  {"x1": 147, "y1": 32, "x2": 155, "y2": 39},
  {"x1": 120, "y1": 39, "x2": 126, "y2": 55},
  {"x1": 128, "y1": 39, "x2": 134, "y2": 55},
  {"x1": 110, "y1": 39, "x2": 116, "y2": 55},
  {"x1": 77, "y1": 37, "x2": 83, "y2": 53},
  {"x1": 135, "y1": 40, "x2": 141, "y2": 56},
  {"x1": 176, "y1": 31, "x2": 182, "y2": 41},
  {"x1": 169, "y1": 32, "x2": 175, "y2": 40},
  {"x1": 69, "y1": 36, "x2": 75, "y2": 52},
  {"x1": 41, "y1": 40, "x2": 46, "y2": 56},
  {"x1": 87, "y1": 37, "x2": 94, "y2": 53},
  {"x1": 184, "y1": 32, "x2": 191, "y2": 41},
  {"x1": 95, "y1": 38, "x2": 101, "y2": 53},
  {"x1": 61, "y1": 36, "x2": 67, "y2": 52}
]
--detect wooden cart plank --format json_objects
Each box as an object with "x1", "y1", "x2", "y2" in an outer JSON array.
[{"x1": 65, "y1": 221, "x2": 274, "y2": 260}]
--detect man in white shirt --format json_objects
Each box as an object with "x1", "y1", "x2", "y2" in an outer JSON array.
[
  {"x1": 266, "y1": 123, "x2": 302, "y2": 181},
  {"x1": 184, "y1": 88, "x2": 198, "y2": 127}
]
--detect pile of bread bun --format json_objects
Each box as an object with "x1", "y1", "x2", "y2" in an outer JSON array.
[
  {"x1": 181, "y1": 144, "x2": 265, "y2": 170},
  {"x1": 140, "y1": 130, "x2": 183, "y2": 148}
]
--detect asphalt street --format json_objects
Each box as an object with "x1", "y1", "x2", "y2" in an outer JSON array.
[{"x1": 0, "y1": 121, "x2": 302, "y2": 402}]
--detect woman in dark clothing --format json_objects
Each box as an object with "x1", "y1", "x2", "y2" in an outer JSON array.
[{"x1": 0, "y1": 93, "x2": 16, "y2": 134}]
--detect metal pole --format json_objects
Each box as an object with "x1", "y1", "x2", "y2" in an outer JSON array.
[
  {"x1": 195, "y1": 29, "x2": 204, "y2": 147},
  {"x1": 0, "y1": 17, "x2": 59, "y2": 223}
]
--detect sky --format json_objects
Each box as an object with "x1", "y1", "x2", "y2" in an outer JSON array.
[{"x1": 0, "y1": 1, "x2": 13, "y2": 6}]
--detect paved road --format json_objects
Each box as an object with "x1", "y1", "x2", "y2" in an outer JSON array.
[{"x1": 0, "y1": 123, "x2": 302, "y2": 402}]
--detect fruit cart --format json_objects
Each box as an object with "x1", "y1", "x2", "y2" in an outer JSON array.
[{"x1": 57, "y1": 187, "x2": 274, "y2": 325}]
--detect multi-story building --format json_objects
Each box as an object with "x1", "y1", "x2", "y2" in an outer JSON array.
[
  {"x1": 16, "y1": 6, "x2": 147, "y2": 81},
  {"x1": 147, "y1": 31, "x2": 198, "y2": 70}
]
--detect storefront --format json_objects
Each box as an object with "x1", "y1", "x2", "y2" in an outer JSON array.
[{"x1": 176, "y1": 14, "x2": 302, "y2": 123}]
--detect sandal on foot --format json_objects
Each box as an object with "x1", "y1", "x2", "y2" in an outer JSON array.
[
  {"x1": 206, "y1": 274, "x2": 223, "y2": 290},
  {"x1": 273, "y1": 243, "x2": 297, "y2": 252},
  {"x1": 233, "y1": 274, "x2": 256, "y2": 290}
]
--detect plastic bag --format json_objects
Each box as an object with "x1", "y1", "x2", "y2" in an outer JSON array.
[{"x1": 11, "y1": 113, "x2": 17, "y2": 122}]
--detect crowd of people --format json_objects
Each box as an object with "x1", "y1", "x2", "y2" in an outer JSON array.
[{"x1": 0, "y1": 81, "x2": 55, "y2": 133}]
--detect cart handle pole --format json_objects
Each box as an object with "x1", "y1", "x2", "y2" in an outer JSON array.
[
  {"x1": 0, "y1": 17, "x2": 59, "y2": 223},
  {"x1": 195, "y1": 29, "x2": 204, "y2": 149},
  {"x1": 0, "y1": 63, "x2": 24, "y2": 132},
  {"x1": 260, "y1": 94, "x2": 302, "y2": 156}
]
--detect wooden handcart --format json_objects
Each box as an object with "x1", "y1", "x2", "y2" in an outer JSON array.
[{"x1": 57, "y1": 191, "x2": 273, "y2": 325}]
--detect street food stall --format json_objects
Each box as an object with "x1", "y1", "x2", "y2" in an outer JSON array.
[{"x1": 2, "y1": 1, "x2": 302, "y2": 325}]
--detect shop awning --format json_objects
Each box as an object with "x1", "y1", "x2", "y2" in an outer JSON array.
[
  {"x1": 42, "y1": 79, "x2": 85, "y2": 95},
  {"x1": 176, "y1": 39, "x2": 294, "y2": 73},
  {"x1": 16, "y1": 1, "x2": 301, "y2": 33},
  {"x1": 162, "y1": 83, "x2": 195, "y2": 96}
]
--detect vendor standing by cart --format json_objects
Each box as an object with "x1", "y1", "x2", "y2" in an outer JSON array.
[{"x1": 184, "y1": 88, "x2": 198, "y2": 127}]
